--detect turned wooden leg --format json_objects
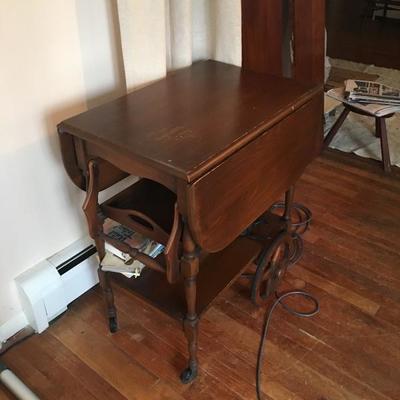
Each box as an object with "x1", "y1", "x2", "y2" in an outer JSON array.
[
  {"x1": 180, "y1": 224, "x2": 199, "y2": 384},
  {"x1": 83, "y1": 159, "x2": 118, "y2": 333},
  {"x1": 377, "y1": 117, "x2": 391, "y2": 174},
  {"x1": 324, "y1": 107, "x2": 351, "y2": 149},
  {"x1": 95, "y1": 237, "x2": 118, "y2": 333},
  {"x1": 283, "y1": 185, "x2": 295, "y2": 230}
]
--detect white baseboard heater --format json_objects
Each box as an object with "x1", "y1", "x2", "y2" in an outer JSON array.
[{"x1": 15, "y1": 237, "x2": 99, "y2": 333}]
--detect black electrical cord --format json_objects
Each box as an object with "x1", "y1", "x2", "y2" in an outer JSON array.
[{"x1": 256, "y1": 290, "x2": 320, "y2": 400}]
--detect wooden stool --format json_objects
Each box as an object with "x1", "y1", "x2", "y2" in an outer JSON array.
[{"x1": 324, "y1": 103, "x2": 393, "y2": 174}]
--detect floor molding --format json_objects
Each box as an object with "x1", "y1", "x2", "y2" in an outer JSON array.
[{"x1": 0, "y1": 312, "x2": 29, "y2": 351}]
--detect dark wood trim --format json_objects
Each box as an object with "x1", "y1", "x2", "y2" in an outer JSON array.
[
  {"x1": 242, "y1": 0, "x2": 326, "y2": 85},
  {"x1": 241, "y1": 0, "x2": 283, "y2": 75},
  {"x1": 293, "y1": 0, "x2": 326, "y2": 85}
]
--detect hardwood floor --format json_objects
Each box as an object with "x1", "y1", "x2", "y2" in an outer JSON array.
[{"x1": 1, "y1": 150, "x2": 400, "y2": 400}]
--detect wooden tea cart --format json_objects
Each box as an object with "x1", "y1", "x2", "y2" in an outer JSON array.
[{"x1": 58, "y1": 0, "x2": 325, "y2": 383}]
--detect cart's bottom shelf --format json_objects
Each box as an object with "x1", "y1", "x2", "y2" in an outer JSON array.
[{"x1": 111, "y1": 236, "x2": 262, "y2": 321}]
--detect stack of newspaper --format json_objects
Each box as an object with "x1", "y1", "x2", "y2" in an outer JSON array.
[
  {"x1": 327, "y1": 80, "x2": 400, "y2": 117},
  {"x1": 101, "y1": 219, "x2": 165, "y2": 278},
  {"x1": 345, "y1": 79, "x2": 400, "y2": 107}
]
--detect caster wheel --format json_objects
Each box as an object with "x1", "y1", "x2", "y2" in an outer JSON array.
[
  {"x1": 109, "y1": 316, "x2": 118, "y2": 333},
  {"x1": 180, "y1": 367, "x2": 198, "y2": 384}
]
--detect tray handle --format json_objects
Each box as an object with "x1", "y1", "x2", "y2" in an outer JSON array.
[{"x1": 164, "y1": 203, "x2": 182, "y2": 284}]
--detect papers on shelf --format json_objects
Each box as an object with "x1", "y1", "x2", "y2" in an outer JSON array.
[{"x1": 101, "y1": 219, "x2": 165, "y2": 278}]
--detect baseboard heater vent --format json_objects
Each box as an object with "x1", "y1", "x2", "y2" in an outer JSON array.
[
  {"x1": 56, "y1": 245, "x2": 96, "y2": 275},
  {"x1": 15, "y1": 237, "x2": 99, "y2": 334}
]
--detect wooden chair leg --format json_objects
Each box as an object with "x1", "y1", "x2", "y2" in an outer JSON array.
[
  {"x1": 180, "y1": 224, "x2": 199, "y2": 384},
  {"x1": 324, "y1": 107, "x2": 351, "y2": 149},
  {"x1": 377, "y1": 117, "x2": 392, "y2": 174}
]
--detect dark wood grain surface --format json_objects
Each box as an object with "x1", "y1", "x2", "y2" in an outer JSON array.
[
  {"x1": 187, "y1": 96, "x2": 323, "y2": 252},
  {"x1": 241, "y1": 1, "x2": 283, "y2": 76},
  {"x1": 58, "y1": 61, "x2": 320, "y2": 183},
  {"x1": 58, "y1": 60, "x2": 323, "y2": 251},
  {"x1": 241, "y1": 0, "x2": 326, "y2": 86},
  {"x1": 293, "y1": 0, "x2": 326, "y2": 84},
  {"x1": 3, "y1": 150, "x2": 400, "y2": 400}
]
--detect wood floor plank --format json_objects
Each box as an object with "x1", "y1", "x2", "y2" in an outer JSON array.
[
  {"x1": 1, "y1": 337, "x2": 99, "y2": 400},
  {"x1": 80, "y1": 286, "x2": 245, "y2": 399},
  {"x1": 291, "y1": 264, "x2": 381, "y2": 316},
  {"x1": 35, "y1": 332, "x2": 127, "y2": 400},
  {"x1": 68, "y1": 290, "x2": 188, "y2": 395},
  {"x1": 216, "y1": 286, "x2": 398, "y2": 400},
  {"x1": 302, "y1": 238, "x2": 400, "y2": 303},
  {"x1": 0, "y1": 385, "x2": 17, "y2": 400},
  {"x1": 295, "y1": 250, "x2": 400, "y2": 329},
  {"x1": 203, "y1": 306, "x2": 376, "y2": 400},
  {"x1": 49, "y1": 313, "x2": 168, "y2": 400}
]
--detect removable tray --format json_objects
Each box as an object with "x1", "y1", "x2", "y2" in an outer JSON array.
[{"x1": 101, "y1": 178, "x2": 176, "y2": 245}]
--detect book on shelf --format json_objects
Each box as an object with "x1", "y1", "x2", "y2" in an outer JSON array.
[{"x1": 101, "y1": 219, "x2": 165, "y2": 278}]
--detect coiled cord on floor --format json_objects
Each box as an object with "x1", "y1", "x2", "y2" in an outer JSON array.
[{"x1": 256, "y1": 291, "x2": 320, "y2": 400}]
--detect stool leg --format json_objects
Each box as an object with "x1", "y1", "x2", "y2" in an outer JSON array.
[
  {"x1": 324, "y1": 107, "x2": 351, "y2": 149},
  {"x1": 180, "y1": 224, "x2": 199, "y2": 384},
  {"x1": 375, "y1": 117, "x2": 381, "y2": 138},
  {"x1": 377, "y1": 117, "x2": 391, "y2": 173}
]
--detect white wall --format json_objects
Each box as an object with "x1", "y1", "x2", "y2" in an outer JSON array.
[
  {"x1": 76, "y1": 0, "x2": 126, "y2": 107},
  {"x1": 0, "y1": 0, "x2": 125, "y2": 329}
]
